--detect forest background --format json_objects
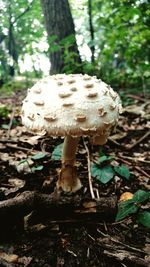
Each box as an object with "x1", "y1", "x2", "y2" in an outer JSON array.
[
  {"x1": 0, "y1": 1, "x2": 150, "y2": 266},
  {"x1": 0, "y1": 0, "x2": 150, "y2": 97}
]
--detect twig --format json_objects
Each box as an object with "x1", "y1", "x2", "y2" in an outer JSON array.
[
  {"x1": 116, "y1": 157, "x2": 132, "y2": 166},
  {"x1": 0, "y1": 191, "x2": 117, "y2": 221},
  {"x1": 0, "y1": 139, "x2": 17, "y2": 144},
  {"x1": 117, "y1": 155, "x2": 150, "y2": 164},
  {"x1": 103, "y1": 249, "x2": 149, "y2": 267},
  {"x1": 134, "y1": 166, "x2": 150, "y2": 179},
  {"x1": 97, "y1": 229, "x2": 146, "y2": 254},
  {"x1": 83, "y1": 138, "x2": 95, "y2": 199},
  {"x1": 126, "y1": 130, "x2": 150, "y2": 150},
  {"x1": 117, "y1": 155, "x2": 150, "y2": 179},
  {"x1": 1, "y1": 143, "x2": 30, "y2": 152},
  {"x1": 108, "y1": 137, "x2": 121, "y2": 146},
  {"x1": 94, "y1": 188, "x2": 100, "y2": 199},
  {"x1": 0, "y1": 143, "x2": 42, "y2": 154},
  {"x1": 13, "y1": 0, "x2": 35, "y2": 24},
  {"x1": 6, "y1": 107, "x2": 16, "y2": 139},
  {"x1": 126, "y1": 94, "x2": 146, "y2": 102}
]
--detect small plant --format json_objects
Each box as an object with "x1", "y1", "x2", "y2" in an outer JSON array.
[
  {"x1": 0, "y1": 105, "x2": 10, "y2": 118},
  {"x1": 116, "y1": 190, "x2": 150, "y2": 229},
  {"x1": 119, "y1": 91, "x2": 134, "y2": 106},
  {"x1": 18, "y1": 152, "x2": 49, "y2": 173},
  {"x1": 51, "y1": 143, "x2": 63, "y2": 160},
  {"x1": 91, "y1": 152, "x2": 130, "y2": 184}
]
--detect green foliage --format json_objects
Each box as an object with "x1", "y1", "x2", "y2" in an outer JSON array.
[
  {"x1": 116, "y1": 199, "x2": 138, "y2": 221},
  {"x1": 97, "y1": 155, "x2": 114, "y2": 164},
  {"x1": 0, "y1": 0, "x2": 45, "y2": 81},
  {"x1": 70, "y1": 0, "x2": 150, "y2": 93},
  {"x1": 18, "y1": 152, "x2": 50, "y2": 173},
  {"x1": 0, "y1": 0, "x2": 149, "y2": 92},
  {"x1": 137, "y1": 211, "x2": 150, "y2": 229},
  {"x1": 91, "y1": 153, "x2": 130, "y2": 184},
  {"x1": 119, "y1": 91, "x2": 135, "y2": 106},
  {"x1": 51, "y1": 143, "x2": 63, "y2": 161},
  {"x1": 132, "y1": 190, "x2": 150, "y2": 203},
  {"x1": 31, "y1": 165, "x2": 44, "y2": 172},
  {"x1": 116, "y1": 190, "x2": 150, "y2": 228},
  {"x1": 47, "y1": 33, "x2": 82, "y2": 73},
  {"x1": 91, "y1": 164, "x2": 114, "y2": 184},
  {"x1": 47, "y1": 35, "x2": 60, "y2": 53},
  {"x1": 31, "y1": 152, "x2": 48, "y2": 160},
  {"x1": 0, "y1": 105, "x2": 10, "y2": 118},
  {"x1": 0, "y1": 79, "x2": 34, "y2": 96},
  {"x1": 114, "y1": 165, "x2": 130, "y2": 180}
]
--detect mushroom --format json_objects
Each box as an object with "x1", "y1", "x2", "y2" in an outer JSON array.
[{"x1": 21, "y1": 74, "x2": 122, "y2": 193}]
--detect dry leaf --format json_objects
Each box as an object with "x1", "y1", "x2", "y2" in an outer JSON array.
[
  {"x1": 109, "y1": 132, "x2": 127, "y2": 141},
  {"x1": 0, "y1": 252, "x2": 19, "y2": 263},
  {"x1": 16, "y1": 158, "x2": 34, "y2": 173},
  {"x1": 119, "y1": 192, "x2": 134, "y2": 202}
]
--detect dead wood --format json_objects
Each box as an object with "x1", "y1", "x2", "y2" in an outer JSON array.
[
  {"x1": 126, "y1": 130, "x2": 150, "y2": 150},
  {"x1": 0, "y1": 191, "x2": 117, "y2": 222},
  {"x1": 103, "y1": 249, "x2": 149, "y2": 267},
  {"x1": 126, "y1": 94, "x2": 146, "y2": 102},
  {"x1": 83, "y1": 138, "x2": 95, "y2": 199},
  {"x1": 98, "y1": 240, "x2": 149, "y2": 267}
]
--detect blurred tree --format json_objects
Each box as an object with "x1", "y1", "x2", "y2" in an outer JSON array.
[
  {"x1": 0, "y1": 0, "x2": 44, "y2": 82},
  {"x1": 93, "y1": 0, "x2": 150, "y2": 92},
  {"x1": 70, "y1": 0, "x2": 150, "y2": 92},
  {"x1": 40, "y1": 0, "x2": 82, "y2": 74},
  {"x1": 0, "y1": 0, "x2": 149, "y2": 93},
  {"x1": 88, "y1": 0, "x2": 95, "y2": 63}
]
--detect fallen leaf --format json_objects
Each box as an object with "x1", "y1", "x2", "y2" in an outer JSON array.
[
  {"x1": 20, "y1": 135, "x2": 42, "y2": 145},
  {"x1": 109, "y1": 132, "x2": 127, "y2": 141},
  {"x1": 0, "y1": 252, "x2": 19, "y2": 263},
  {"x1": 0, "y1": 178, "x2": 25, "y2": 196},
  {"x1": 143, "y1": 244, "x2": 150, "y2": 255},
  {"x1": 16, "y1": 158, "x2": 34, "y2": 173},
  {"x1": 119, "y1": 192, "x2": 134, "y2": 202},
  {"x1": 18, "y1": 256, "x2": 33, "y2": 266}
]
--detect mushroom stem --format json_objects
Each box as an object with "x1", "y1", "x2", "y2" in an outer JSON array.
[
  {"x1": 62, "y1": 135, "x2": 79, "y2": 165},
  {"x1": 57, "y1": 136, "x2": 82, "y2": 192}
]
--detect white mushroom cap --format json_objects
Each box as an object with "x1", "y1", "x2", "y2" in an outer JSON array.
[{"x1": 21, "y1": 74, "x2": 122, "y2": 140}]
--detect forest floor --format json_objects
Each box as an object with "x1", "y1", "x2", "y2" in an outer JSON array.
[{"x1": 0, "y1": 88, "x2": 150, "y2": 267}]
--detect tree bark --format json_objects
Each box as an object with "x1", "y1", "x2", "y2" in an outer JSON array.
[
  {"x1": 88, "y1": 0, "x2": 95, "y2": 63},
  {"x1": 7, "y1": 0, "x2": 17, "y2": 76},
  {"x1": 40, "y1": 0, "x2": 82, "y2": 74}
]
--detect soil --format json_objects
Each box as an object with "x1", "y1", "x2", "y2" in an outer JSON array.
[{"x1": 0, "y1": 90, "x2": 150, "y2": 267}]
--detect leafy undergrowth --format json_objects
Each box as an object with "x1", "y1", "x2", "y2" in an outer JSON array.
[{"x1": 0, "y1": 91, "x2": 150, "y2": 267}]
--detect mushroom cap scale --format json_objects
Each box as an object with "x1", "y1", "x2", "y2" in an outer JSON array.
[{"x1": 21, "y1": 74, "x2": 122, "y2": 138}]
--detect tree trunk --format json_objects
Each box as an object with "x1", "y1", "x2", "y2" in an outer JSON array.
[
  {"x1": 88, "y1": 0, "x2": 95, "y2": 63},
  {"x1": 40, "y1": 0, "x2": 82, "y2": 74},
  {"x1": 7, "y1": 0, "x2": 18, "y2": 77}
]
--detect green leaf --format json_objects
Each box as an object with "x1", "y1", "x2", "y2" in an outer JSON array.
[
  {"x1": 51, "y1": 143, "x2": 63, "y2": 161},
  {"x1": 60, "y1": 34, "x2": 75, "y2": 46},
  {"x1": 137, "y1": 211, "x2": 150, "y2": 229},
  {"x1": 132, "y1": 190, "x2": 150, "y2": 203},
  {"x1": 116, "y1": 190, "x2": 150, "y2": 221},
  {"x1": 1, "y1": 124, "x2": 9, "y2": 129},
  {"x1": 18, "y1": 159, "x2": 28, "y2": 165},
  {"x1": 47, "y1": 35, "x2": 57, "y2": 45},
  {"x1": 114, "y1": 165, "x2": 130, "y2": 180},
  {"x1": 116, "y1": 200, "x2": 138, "y2": 221},
  {"x1": 98, "y1": 155, "x2": 114, "y2": 164},
  {"x1": 91, "y1": 164, "x2": 114, "y2": 184},
  {"x1": 48, "y1": 44, "x2": 60, "y2": 53},
  {"x1": 31, "y1": 152, "x2": 48, "y2": 160},
  {"x1": 31, "y1": 165, "x2": 44, "y2": 172}
]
